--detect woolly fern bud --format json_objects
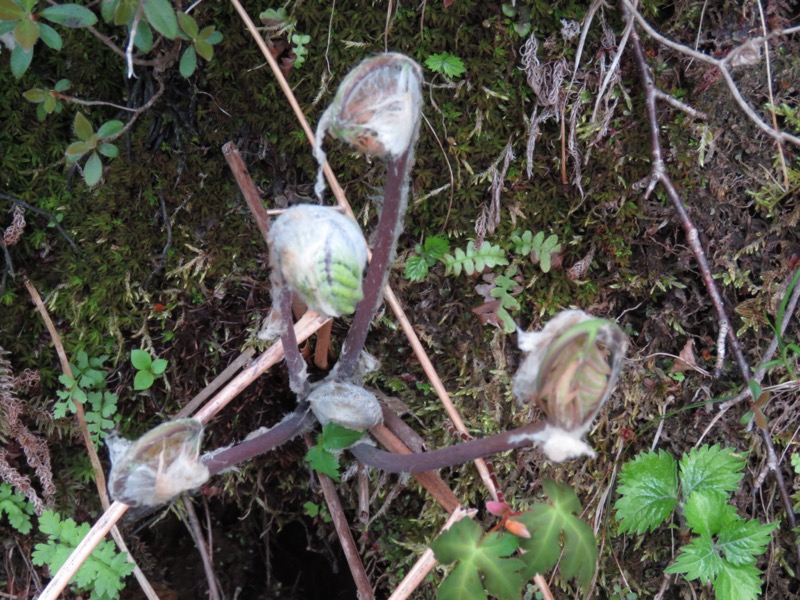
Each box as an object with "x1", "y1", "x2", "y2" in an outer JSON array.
[
  {"x1": 513, "y1": 310, "x2": 628, "y2": 461},
  {"x1": 107, "y1": 419, "x2": 209, "y2": 507},
  {"x1": 268, "y1": 204, "x2": 368, "y2": 318},
  {"x1": 314, "y1": 53, "x2": 423, "y2": 197}
]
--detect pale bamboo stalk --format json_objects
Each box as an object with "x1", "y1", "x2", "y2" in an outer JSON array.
[
  {"x1": 39, "y1": 312, "x2": 327, "y2": 600},
  {"x1": 227, "y1": 0, "x2": 499, "y2": 502},
  {"x1": 25, "y1": 278, "x2": 160, "y2": 600}
]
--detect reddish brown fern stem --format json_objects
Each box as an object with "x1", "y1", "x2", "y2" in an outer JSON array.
[
  {"x1": 628, "y1": 25, "x2": 800, "y2": 563},
  {"x1": 444, "y1": 420, "x2": 505, "y2": 505}
]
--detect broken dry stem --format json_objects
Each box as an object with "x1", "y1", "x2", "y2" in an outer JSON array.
[
  {"x1": 628, "y1": 25, "x2": 800, "y2": 563},
  {"x1": 304, "y1": 433, "x2": 375, "y2": 600}
]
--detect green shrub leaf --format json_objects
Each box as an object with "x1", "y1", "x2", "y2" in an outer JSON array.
[
  {"x1": 0, "y1": 0, "x2": 25, "y2": 20},
  {"x1": 83, "y1": 151, "x2": 102, "y2": 186},
  {"x1": 716, "y1": 516, "x2": 777, "y2": 566},
  {"x1": 10, "y1": 44, "x2": 33, "y2": 78},
  {"x1": 665, "y1": 533, "x2": 722, "y2": 584},
  {"x1": 37, "y1": 22, "x2": 62, "y2": 49},
  {"x1": 179, "y1": 44, "x2": 196, "y2": 77},
  {"x1": 40, "y1": 4, "x2": 97, "y2": 27},
  {"x1": 133, "y1": 18, "x2": 152, "y2": 51},
  {"x1": 177, "y1": 10, "x2": 197, "y2": 38},
  {"x1": 14, "y1": 16, "x2": 39, "y2": 51},
  {"x1": 614, "y1": 449, "x2": 678, "y2": 534},
  {"x1": 143, "y1": 0, "x2": 177, "y2": 39}
]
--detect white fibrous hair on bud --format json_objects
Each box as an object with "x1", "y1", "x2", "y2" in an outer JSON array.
[
  {"x1": 107, "y1": 419, "x2": 210, "y2": 507},
  {"x1": 513, "y1": 309, "x2": 628, "y2": 439},
  {"x1": 313, "y1": 53, "x2": 423, "y2": 199},
  {"x1": 308, "y1": 381, "x2": 383, "y2": 432},
  {"x1": 267, "y1": 204, "x2": 368, "y2": 318}
]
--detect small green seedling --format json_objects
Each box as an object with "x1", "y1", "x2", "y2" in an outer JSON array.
[
  {"x1": 64, "y1": 112, "x2": 123, "y2": 186},
  {"x1": 614, "y1": 445, "x2": 777, "y2": 600},
  {"x1": 442, "y1": 240, "x2": 508, "y2": 277},
  {"x1": 511, "y1": 230, "x2": 562, "y2": 273},
  {"x1": 404, "y1": 235, "x2": 450, "y2": 282},
  {"x1": 131, "y1": 349, "x2": 168, "y2": 391},
  {"x1": 305, "y1": 422, "x2": 364, "y2": 482},
  {"x1": 424, "y1": 52, "x2": 466, "y2": 78},
  {"x1": 0, "y1": 483, "x2": 34, "y2": 534}
]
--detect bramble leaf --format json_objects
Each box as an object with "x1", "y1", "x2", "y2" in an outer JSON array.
[
  {"x1": 614, "y1": 449, "x2": 678, "y2": 534},
  {"x1": 431, "y1": 518, "x2": 524, "y2": 600},
  {"x1": 716, "y1": 516, "x2": 777, "y2": 566},
  {"x1": 305, "y1": 443, "x2": 340, "y2": 481},
  {"x1": 665, "y1": 533, "x2": 723, "y2": 584},
  {"x1": 680, "y1": 444, "x2": 745, "y2": 501},
  {"x1": 320, "y1": 422, "x2": 364, "y2": 451},
  {"x1": 516, "y1": 480, "x2": 597, "y2": 589},
  {"x1": 683, "y1": 490, "x2": 735, "y2": 537},
  {"x1": 714, "y1": 562, "x2": 763, "y2": 600}
]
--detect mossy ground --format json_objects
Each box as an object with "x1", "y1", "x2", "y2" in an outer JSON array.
[{"x1": 1, "y1": 0, "x2": 799, "y2": 598}]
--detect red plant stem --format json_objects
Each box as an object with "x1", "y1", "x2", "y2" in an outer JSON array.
[
  {"x1": 202, "y1": 405, "x2": 313, "y2": 476},
  {"x1": 334, "y1": 148, "x2": 412, "y2": 381},
  {"x1": 349, "y1": 421, "x2": 548, "y2": 473},
  {"x1": 628, "y1": 25, "x2": 800, "y2": 561}
]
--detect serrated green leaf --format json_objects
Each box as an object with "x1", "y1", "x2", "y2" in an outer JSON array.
[
  {"x1": 13, "y1": 16, "x2": 38, "y2": 51},
  {"x1": 0, "y1": 0, "x2": 25, "y2": 20},
  {"x1": 680, "y1": 444, "x2": 745, "y2": 501},
  {"x1": 37, "y1": 22, "x2": 61, "y2": 49},
  {"x1": 73, "y1": 112, "x2": 93, "y2": 141},
  {"x1": 714, "y1": 562, "x2": 763, "y2": 600},
  {"x1": 130, "y1": 348, "x2": 152, "y2": 370},
  {"x1": 665, "y1": 534, "x2": 722, "y2": 584},
  {"x1": 82, "y1": 151, "x2": 102, "y2": 186},
  {"x1": 177, "y1": 10, "x2": 197, "y2": 38},
  {"x1": 516, "y1": 481, "x2": 597, "y2": 588},
  {"x1": 179, "y1": 44, "x2": 196, "y2": 77},
  {"x1": 150, "y1": 358, "x2": 168, "y2": 375},
  {"x1": 716, "y1": 516, "x2": 777, "y2": 566},
  {"x1": 143, "y1": 0, "x2": 177, "y2": 39},
  {"x1": 321, "y1": 422, "x2": 364, "y2": 451},
  {"x1": 614, "y1": 449, "x2": 679, "y2": 534},
  {"x1": 404, "y1": 255, "x2": 430, "y2": 282},
  {"x1": 96, "y1": 119, "x2": 123, "y2": 139},
  {"x1": 40, "y1": 4, "x2": 97, "y2": 27},
  {"x1": 683, "y1": 491, "x2": 736, "y2": 537},
  {"x1": 305, "y1": 443, "x2": 340, "y2": 481},
  {"x1": 133, "y1": 369, "x2": 154, "y2": 390}
]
